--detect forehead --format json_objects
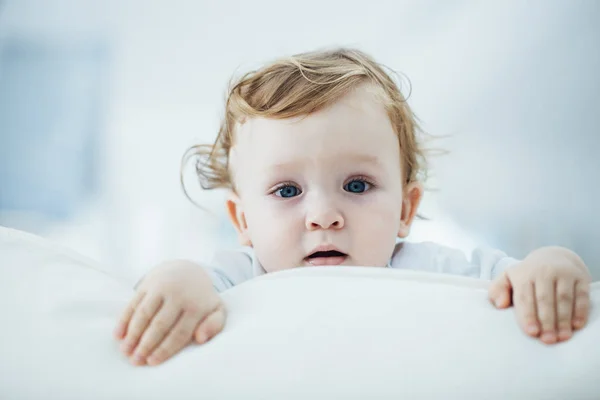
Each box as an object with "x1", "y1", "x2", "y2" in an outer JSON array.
[{"x1": 230, "y1": 85, "x2": 400, "y2": 176}]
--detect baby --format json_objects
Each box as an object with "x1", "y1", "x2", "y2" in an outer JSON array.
[{"x1": 113, "y1": 48, "x2": 592, "y2": 367}]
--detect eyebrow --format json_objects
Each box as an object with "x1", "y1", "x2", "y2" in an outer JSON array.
[{"x1": 267, "y1": 154, "x2": 383, "y2": 171}]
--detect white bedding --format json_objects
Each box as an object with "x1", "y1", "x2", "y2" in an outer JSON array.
[{"x1": 0, "y1": 226, "x2": 598, "y2": 399}]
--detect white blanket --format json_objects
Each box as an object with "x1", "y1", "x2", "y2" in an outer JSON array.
[{"x1": 0, "y1": 226, "x2": 598, "y2": 399}]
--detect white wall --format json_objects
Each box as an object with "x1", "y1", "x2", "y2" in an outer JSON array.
[{"x1": 1, "y1": 0, "x2": 598, "y2": 280}]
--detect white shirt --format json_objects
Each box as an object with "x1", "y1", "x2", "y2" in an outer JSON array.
[{"x1": 206, "y1": 241, "x2": 520, "y2": 292}]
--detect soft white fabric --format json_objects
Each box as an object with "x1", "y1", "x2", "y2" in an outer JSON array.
[
  {"x1": 1, "y1": 226, "x2": 599, "y2": 400},
  {"x1": 209, "y1": 242, "x2": 520, "y2": 292}
]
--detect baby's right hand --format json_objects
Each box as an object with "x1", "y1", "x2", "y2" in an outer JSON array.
[{"x1": 113, "y1": 261, "x2": 225, "y2": 366}]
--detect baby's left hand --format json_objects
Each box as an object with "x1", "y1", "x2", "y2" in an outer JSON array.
[{"x1": 488, "y1": 246, "x2": 591, "y2": 344}]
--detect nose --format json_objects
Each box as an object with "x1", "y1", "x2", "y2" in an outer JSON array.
[{"x1": 305, "y1": 200, "x2": 345, "y2": 231}]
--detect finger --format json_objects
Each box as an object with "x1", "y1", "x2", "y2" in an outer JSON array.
[
  {"x1": 555, "y1": 278, "x2": 575, "y2": 342},
  {"x1": 194, "y1": 304, "x2": 227, "y2": 344},
  {"x1": 114, "y1": 291, "x2": 145, "y2": 340},
  {"x1": 513, "y1": 281, "x2": 540, "y2": 337},
  {"x1": 488, "y1": 272, "x2": 512, "y2": 308},
  {"x1": 121, "y1": 295, "x2": 163, "y2": 356},
  {"x1": 146, "y1": 311, "x2": 201, "y2": 366},
  {"x1": 536, "y1": 278, "x2": 558, "y2": 344},
  {"x1": 572, "y1": 279, "x2": 591, "y2": 330},
  {"x1": 131, "y1": 302, "x2": 182, "y2": 365}
]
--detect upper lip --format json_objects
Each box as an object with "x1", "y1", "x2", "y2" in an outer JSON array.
[{"x1": 306, "y1": 244, "x2": 347, "y2": 258}]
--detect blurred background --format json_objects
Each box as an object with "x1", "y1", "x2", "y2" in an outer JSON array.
[{"x1": 0, "y1": 0, "x2": 598, "y2": 282}]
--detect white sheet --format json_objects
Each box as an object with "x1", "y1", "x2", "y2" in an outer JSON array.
[{"x1": 0, "y1": 226, "x2": 598, "y2": 399}]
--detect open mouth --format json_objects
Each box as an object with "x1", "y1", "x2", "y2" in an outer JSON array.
[{"x1": 305, "y1": 250, "x2": 348, "y2": 266}]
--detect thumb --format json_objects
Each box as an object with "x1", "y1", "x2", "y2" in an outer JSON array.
[
  {"x1": 193, "y1": 305, "x2": 226, "y2": 344},
  {"x1": 488, "y1": 271, "x2": 512, "y2": 308}
]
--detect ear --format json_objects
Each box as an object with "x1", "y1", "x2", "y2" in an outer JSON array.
[
  {"x1": 226, "y1": 192, "x2": 252, "y2": 246},
  {"x1": 397, "y1": 181, "x2": 424, "y2": 238}
]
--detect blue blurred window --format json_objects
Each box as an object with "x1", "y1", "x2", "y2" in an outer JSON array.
[{"x1": 0, "y1": 37, "x2": 109, "y2": 220}]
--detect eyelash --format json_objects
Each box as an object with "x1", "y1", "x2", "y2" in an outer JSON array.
[
  {"x1": 269, "y1": 176, "x2": 377, "y2": 198},
  {"x1": 270, "y1": 181, "x2": 301, "y2": 197},
  {"x1": 346, "y1": 176, "x2": 376, "y2": 189}
]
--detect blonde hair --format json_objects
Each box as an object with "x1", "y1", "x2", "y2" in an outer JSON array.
[{"x1": 182, "y1": 47, "x2": 428, "y2": 200}]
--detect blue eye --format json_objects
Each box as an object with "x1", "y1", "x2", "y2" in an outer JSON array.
[
  {"x1": 344, "y1": 179, "x2": 371, "y2": 194},
  {"x1": 275, "y1": 185, "x2": 302, "y2": 198}
]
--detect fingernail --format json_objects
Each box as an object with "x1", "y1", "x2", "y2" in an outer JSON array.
[
  {"x1": 147, "y1": 356, "x2": 159, "y2": 365},
  {"x1": 196, "y1": 332, "x2": 207, "y2": 344},
  {"x1": 573, "y1": 318, "x2": 584, "y2": 329},
  {"x1": 120, "y1": 341, "x2": 133, "y2": 354},
  {"x1": 494, "y1": 298, "x2": 502, "y2": 307},
  {"x1": 113, "y1": 325, "x2": 125, "y2": 339},
  {"x1": 558, "y1": 329, "x2": 572, "y2": 341},
  {"x1": 541, "y1": 332, "x2": 557, "y2": 344},
  {"x1": 132, "y1": 353, "x2": 145, "y2": 364},
  {"x1": 526, "y1": 323, "x2": 539, "y2": 335}
]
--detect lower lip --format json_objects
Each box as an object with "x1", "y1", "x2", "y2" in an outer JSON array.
[{"x1": 305, "y1": 256, "x2": 347, "y2": 266}]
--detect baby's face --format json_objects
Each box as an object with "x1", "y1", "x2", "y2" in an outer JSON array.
[{"x1": 227, "y1": 85, "x2": 421, "y2": 272}]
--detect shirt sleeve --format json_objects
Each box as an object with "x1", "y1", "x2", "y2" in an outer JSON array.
[
  {"x1": 206, "y1": 248, "x2": 255, "y2": 292},
  {"x1": 389, "y1": 241, "x2": 520, "y2": 280},
  {"x1": 470, "y1": 245, "x2": 521, "y2": 280}
]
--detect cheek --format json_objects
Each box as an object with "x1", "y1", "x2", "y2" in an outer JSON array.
[
  {"x1": 349, "y1": 194, "x2": 401, "y2": 264},
  {"x1": 243, "y1": 199, "x2": 304, "y2": 270},
  {"x1": 355, "y1": 204, "x2": 400, "y2": 239},
  {"x1": 245, "y1": 200, "x2": 303, "y2": 237},
  {"x1": 352, "y1": 192, "x2": 401, "y2": 229}
]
